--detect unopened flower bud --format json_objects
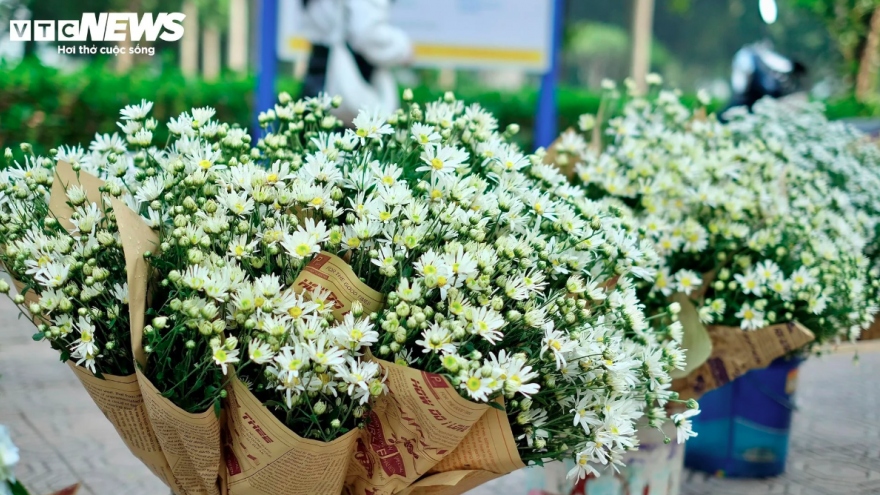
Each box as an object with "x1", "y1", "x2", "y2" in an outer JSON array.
[
  {"x1": 351, "y1": 300, "x2": 364, "y2": 318},
  {"x1": 369, "y1": 379, "x2": 385, "y2": 397}
]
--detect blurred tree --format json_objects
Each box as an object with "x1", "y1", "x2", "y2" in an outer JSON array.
[
  {"x1": 794, "y1": 0, "x2": 880, "y2": 100},
  {"x1": 565, "y1": 22, "x2": 680, "y2": 86},
  {"x1": 227, "y1": 0, "x2": 248, "y2": 72},
  {"x1": 193, "y1": 0, "x2": 229, "y2": 79}
]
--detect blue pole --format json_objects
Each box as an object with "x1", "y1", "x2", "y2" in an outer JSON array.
[
  {"x1": 254, "y1": 0, "x2": 279, "y2": 139},
  {"x1": 534, "y1": 0, "x2": 564, "y2": 150}
]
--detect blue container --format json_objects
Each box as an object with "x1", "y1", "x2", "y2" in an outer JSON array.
[{"x1": 684, "y1": 357, "x2": 803, "y2": 477}]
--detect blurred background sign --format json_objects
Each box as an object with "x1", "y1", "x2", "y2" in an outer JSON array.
[{"x1": 277, "y1": 0, "x2": 555, "y2": 72}]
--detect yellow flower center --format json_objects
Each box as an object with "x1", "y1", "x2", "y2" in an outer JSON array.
[
  {"x1": 466, "y1": 376, "x2": 482, "y2": 392},
  {"x1": 295, "y1": 244, "x2": 311, "y2": 257},
  {"x1": 431, "y1": 157, "x2": 444, "y2": 170},
  {"x1": 199, "y1": 159, "x2": 212, "y2": 170}
]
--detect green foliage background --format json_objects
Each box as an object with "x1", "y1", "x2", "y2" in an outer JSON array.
[{"x1": 1, "y1": 59, "x2": 872, "y2": 156}]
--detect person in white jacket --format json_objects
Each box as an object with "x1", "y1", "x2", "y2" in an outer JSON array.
[{"x1": 299, "y1": 0, "x2": 413, "y2": 123}]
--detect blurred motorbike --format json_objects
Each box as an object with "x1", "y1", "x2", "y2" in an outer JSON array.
[{"x1": 721, "y1": 42, "x2": 807, "y2": 120}]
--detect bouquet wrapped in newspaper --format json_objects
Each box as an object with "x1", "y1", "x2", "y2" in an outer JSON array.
[
  {"x1": 723, "y1": 98, "x2": 880, "y2": 340},
  {"x1": 544, "y1": 78, "x2": 876, "y2": 400},
  {"x1": 0, "y1": 91, "x2": 695, "y2": 495}
]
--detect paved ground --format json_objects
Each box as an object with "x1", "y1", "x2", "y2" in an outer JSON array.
[{"x1": 1, "y1": 294, "x2": 879, "y2": 495}]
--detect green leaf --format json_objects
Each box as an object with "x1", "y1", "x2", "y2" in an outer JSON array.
[
  {"x1": 59, "y1": 350, "x2": 70, "y2": 363},
  {"x1": 668, "y1": 292, "x2": 713, "y2": 379},
  {"x1": 213, "y1": 398, "x2": 222, "y2": 418},
  {"x1": 31, "y1": 331, "x2": 44, "y2": 341},
  {"x1": 488, "y1": 401, "x2": 506, "y2": 412},
  {"x1": 9, "y1": 480, "x2": 31, "y2": 495}
]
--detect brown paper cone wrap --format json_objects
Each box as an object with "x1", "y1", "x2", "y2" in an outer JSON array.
[
  {"x1": 408, "y1": 398, "x2": 525, "y2": 495},
  {"x1": 344, "y1": 359, "x2": 522, "y2": 495},
  {"x1": 292, "y1": 251, "x2": 385, "y2": 320},
  {"x1": 109, "y1": 197, "x2": 156, "y2": 369},
  {"x1": 672, "y1": 321, "x2": 815, "y2": 401},
  {"x1": 112, "y1": 198, "x2": 225, "y2": 495},
  {"x1": 137, "y1": 369, "x2": 224, "y2": 495},
  {"x1": 285, "y1": 252, "x2": 524, "y2": 494},
  {"x1": 49, "y1": 161, "x2": 106, "y2": 232},
  {"x1": 67, "y1": 362, "x2": 183, "y2": 491},
  {"x1": 224, "y1": 378, "x2": 358, "y2": 495},
  {"x1": 25, "y1": 164, "x2": 189, "y2": 492}
]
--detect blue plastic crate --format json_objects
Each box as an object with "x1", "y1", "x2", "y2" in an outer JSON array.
[{"x1": 684, "y1": 357, "x2": 803, "y2": 478}]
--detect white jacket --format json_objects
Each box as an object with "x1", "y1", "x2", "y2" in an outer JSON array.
[{"x1": 301, "y1": 0, "x2": 413, "y2": 122}]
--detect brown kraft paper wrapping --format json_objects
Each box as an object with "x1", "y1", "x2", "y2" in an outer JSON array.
[
  {"x1": 427, "y1": 398, "x2": 523, "y2": 474},
  {"x1": 345, "y1": 359, "x2": 497, "y2": 495},
  {"x1": 112, "y1": 199, "x2": 224, "y2": 495},
  {"x1": 53, "y1": 166, "x2": 191, "y2": 491},
  {"x1": 67, "y1": 362, "x2": 182, "y2": 491},
  {"x1": 292, "y1": 251, "x2": 385, "y2": 320},
  {"x1": 290, "y1": 252, "x2": 525, "y2": 495},
  {"x1": 409, "y1": 398, "x2": 524, "y2": 495},
  {"x1": 672, "y1": 321, "x2": 815, "y2": 401},
  {"x1": 224, "y1": 379, "x2": 359, "y2": 495},
  {"x1": 49, "y1": 161, "x2": 107, "y2": 232},
  {"x1": 137, "y1": 369, "x2": 224, "y2": 495},
  {"x1": 218, "y1": 252, "x2": 376, "y2": 495},
  {"x1": 109, "y1": 198, "x2": 156, "y2": 368}
]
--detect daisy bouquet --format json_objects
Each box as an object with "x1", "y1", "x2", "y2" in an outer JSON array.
[
  {"x1": 548, "y1": 82, "x2": 875, "y2": 353},
  {"x1": 0, "y1": 143, "x2": 134, "y2": 376},
  {"x1": 724, "y1": 98, "x2": 880, "y2": 325},
  {"x1": 1, "y1": 90, "x2": 695, "y2": 495}
]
